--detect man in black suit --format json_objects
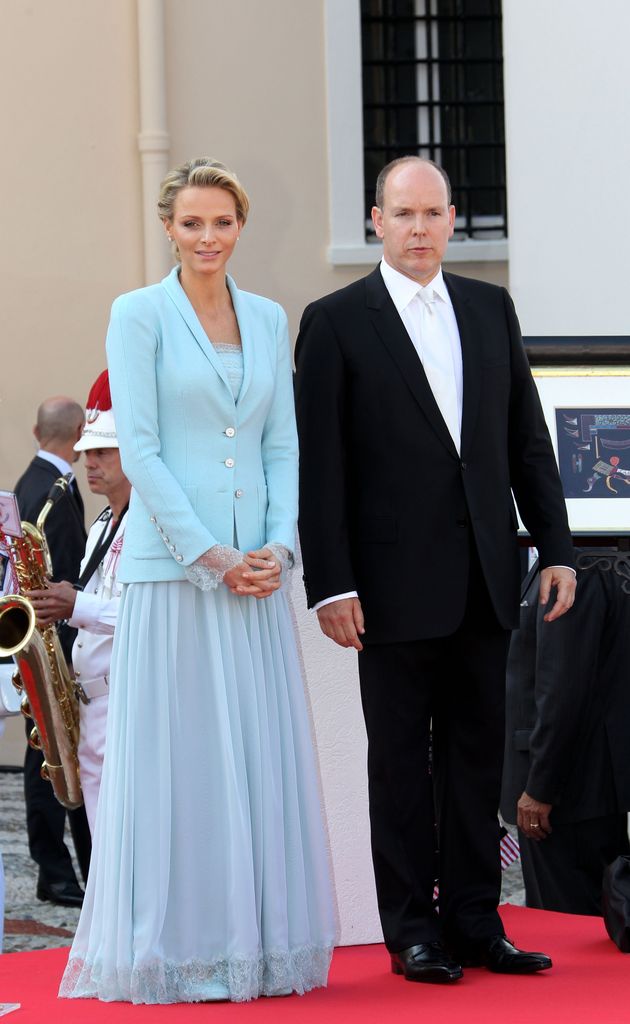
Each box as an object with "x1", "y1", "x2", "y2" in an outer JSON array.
[
  {"x1": 295, "y1": 157, "x2": 576, "y2": 982},
  {"x1": 501, "y1": 552, "x2": 630, "y2": 915},
  {"x1": 14, "y1": 396, "x2": 91, "y2": 907}
]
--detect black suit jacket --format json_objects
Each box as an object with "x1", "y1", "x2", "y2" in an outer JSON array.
[
  {"x1": 14, "y1": 455, "x2": 86, "y2": 661},
  {"x1": 501, "y1": 553, "x2": 630, "y2": 826},
  {"x1": 295, "y1": 267, "x2": 573, "y2": 644}
]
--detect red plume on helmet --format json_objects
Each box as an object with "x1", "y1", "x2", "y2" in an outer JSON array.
[{"x1": 74, "y1": 370, "x2": 119, "y2": 451}]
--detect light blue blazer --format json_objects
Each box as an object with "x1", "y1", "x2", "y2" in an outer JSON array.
[{"x1": 106, "y1": 267, "x2": 298, "y2": 584}]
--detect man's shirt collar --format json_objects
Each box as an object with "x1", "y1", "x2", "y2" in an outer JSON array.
[
  {"x1": 36, "y1": 449, "x2": 73, "y2": 478},
  {"x1": 380, "y1": 258, "x2": 448, "y2": 315}
]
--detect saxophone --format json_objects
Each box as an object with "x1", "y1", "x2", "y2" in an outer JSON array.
[{"x1": 0, "y1": 475, "x2": 84, "y2": 809}]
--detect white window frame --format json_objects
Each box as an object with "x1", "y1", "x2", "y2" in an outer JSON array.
[{"x1": 324, "y1": 0, "x2": 508, "y2": 266}]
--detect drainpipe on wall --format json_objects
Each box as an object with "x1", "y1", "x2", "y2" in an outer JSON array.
[{"x1": 137, "y1": 0, "x2": 171, "y2": 284}]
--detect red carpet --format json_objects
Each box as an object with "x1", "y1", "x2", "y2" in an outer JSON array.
[{"x1": 1, "y1": 906, "x2": 628, "y2": 1023}]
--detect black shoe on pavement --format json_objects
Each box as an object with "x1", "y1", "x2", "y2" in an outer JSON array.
[{"x1": 36, "y1": 880, "x2": 84, "y2": 908}]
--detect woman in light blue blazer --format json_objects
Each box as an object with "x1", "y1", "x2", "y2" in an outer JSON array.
[{"x1": 60, "y1": 160, "x2": 335, "y2": 1004}]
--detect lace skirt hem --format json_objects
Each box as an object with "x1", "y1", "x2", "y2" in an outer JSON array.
[{"x1": 59, "y1": 943, "x2": 334, "y2": 1004}]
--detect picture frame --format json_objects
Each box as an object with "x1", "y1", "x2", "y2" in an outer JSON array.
[
  {"x1": 0, "y1": 491, "x2": 22, "y2": 538},
  {"x1": 527, "y1": 367, "x2": 630, "y2": 535}
]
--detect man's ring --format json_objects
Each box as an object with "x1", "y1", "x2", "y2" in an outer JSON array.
[{"x1": 531, "y1": 823, "x2": 540, "y2": 829}]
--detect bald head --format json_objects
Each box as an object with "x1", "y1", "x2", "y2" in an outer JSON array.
[
  {"x1": 34, "y1": 396, "x2": 84, "y2": 460},
  {"x1": 375, "y1": 156, "x2": 452, "y2": 210}
]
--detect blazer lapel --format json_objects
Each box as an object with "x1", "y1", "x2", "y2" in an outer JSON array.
[
  {"x1": 443, "y1": 273, "x2": 481, "y2": 462},
  {"x1": 365, "y1": 268, "x2": 459, "y2": 459},
  {"x1": 161, "y1": 268, "x2": 232, "y2": 396}
]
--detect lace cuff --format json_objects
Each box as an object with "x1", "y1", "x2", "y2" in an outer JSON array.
[
  {"x1": 267, "y1": 542, "x2": 294, "y2": 575},
  {"x1": 185, "y1": 545, "x2": 243, "y2": 591}
]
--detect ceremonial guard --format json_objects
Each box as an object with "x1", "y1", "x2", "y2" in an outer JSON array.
[{"x1": 29, "y1": 371, "x2": 131, "y2": 835}]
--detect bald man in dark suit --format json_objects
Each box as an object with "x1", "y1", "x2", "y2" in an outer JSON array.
[{"x1": 295, "y1": 157, "x2": 575, "y2": 982}]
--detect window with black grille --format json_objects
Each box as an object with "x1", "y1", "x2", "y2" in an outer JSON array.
[{"x1": 362, "y1": 0, "x2": 506, "y2": 242}]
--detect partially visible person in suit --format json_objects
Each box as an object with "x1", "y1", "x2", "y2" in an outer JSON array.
[
  {"x1": 27, "y1": 373, "x2": 130, "y2": 836},
  {"x1": 14, "y1": 396, "x2": 91, "y2": 907},
  {"x1": 501, "y1": 550, "x2": 630, "y2": 915},
  {"x1": 295, "y1": 156, "x2": 575, "y2": 983}
]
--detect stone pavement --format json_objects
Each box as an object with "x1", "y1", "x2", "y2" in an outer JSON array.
[
  {"x1": 1, "y1": 770, "x2": 82, "y2": 954},
  {"x1": 1, "y1": 768, "x2": 526, "y2": 955}
]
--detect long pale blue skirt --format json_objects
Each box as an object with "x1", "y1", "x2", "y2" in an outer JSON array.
[{"x1": 59, "y1": 582, "x2": 336, "y2": 1003}]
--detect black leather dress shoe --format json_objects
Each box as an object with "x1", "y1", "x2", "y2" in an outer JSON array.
[
  {"x1": 391, "y1": 942, "x2": 463, "y2": 983},
  {"x1": 461, "y1": 935, "x2": 552, "y2": 974},
  {"x1": 36, "y1": 880, "x2": 84, "y2": 908}
]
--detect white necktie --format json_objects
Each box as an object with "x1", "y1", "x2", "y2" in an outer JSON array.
[{"x1": 416, "y1": 288, "x2": 461, "y2": 451}]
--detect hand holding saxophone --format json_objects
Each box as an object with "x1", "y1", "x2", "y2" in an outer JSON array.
[{"x1": 28, "y1": 581, "x2": 77, "y2": 627}]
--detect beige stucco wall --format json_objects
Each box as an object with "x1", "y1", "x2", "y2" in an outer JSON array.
[{"x1": 0, "y1": 0, "x2": 143, "y2": 500}]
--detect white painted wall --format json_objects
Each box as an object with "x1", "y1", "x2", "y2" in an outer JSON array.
[{"x1": 503, "y1": 0, "x2": 630, "y2": 334}]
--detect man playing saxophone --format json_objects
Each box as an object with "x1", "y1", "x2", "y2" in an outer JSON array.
[{"x1": 29, "y1": 372, "x2": 130, "y2": 837}]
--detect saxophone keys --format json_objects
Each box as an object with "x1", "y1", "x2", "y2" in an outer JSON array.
[{"x1": 28, "y1": 725, "x2": 42, "y2": 751}]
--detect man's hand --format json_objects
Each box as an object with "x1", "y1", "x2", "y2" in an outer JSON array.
[
  {"x1": 539, "y1": 566, "x2": 576, "y2": 622},
  {"x1": 27, "y1": 581, "x2": 77, "y2": 627},
  {"x1": 517, "y1": 791, "x2": 552, "y2": 841},
  {"x1": 317, "y1": 597, "x2": 365, "y2": 651}
]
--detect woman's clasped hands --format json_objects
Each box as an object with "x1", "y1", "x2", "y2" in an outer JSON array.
[
  {"x1": 195, "y1": 544, "x2": 282, "y2": 598},
  {"x1": 225, "y1": 549, "x2": 282, "y2": 598}
]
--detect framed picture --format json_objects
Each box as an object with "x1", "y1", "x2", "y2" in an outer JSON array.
[
  {"x1": 529, "y1": 367, "x2": 630, "y2": 535},
  {"x1": 0, "y1": 491, "x2": 22, "y2": 538}
]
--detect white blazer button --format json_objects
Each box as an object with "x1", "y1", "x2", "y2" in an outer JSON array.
[
  {"x1": 163, "y1": 535, "x2": 170, "y2": 543},
  {"x1": 170, "y1": 544, "x2": 176, "y2": 552},
  {"x1": 225, "y1": 458, "x2": 235, "y2": 468},
  {"x1": 150, "y1": 516, "x2": 157, "y2": 523},
  {"x1": 235, "y1": 489, "x2": 243, "y2": 498},
  {"x1": 176, "y1": 554, "x2": 183, "y2": 562},
  {"x1": 225, "y1": 427, "x2": 236, "y2": 437}
]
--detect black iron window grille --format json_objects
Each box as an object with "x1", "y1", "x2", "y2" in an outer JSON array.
[{"x1": 362, "y1": 0, "x2": 506, "y2": 242}]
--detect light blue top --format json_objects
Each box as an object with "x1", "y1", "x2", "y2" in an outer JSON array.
[
  {"x1": 213, "y1": 343, "x2": 244, "y2": 402},
  {"x1": 106, "y1": 267, "x2": 298, "y2": 584}
]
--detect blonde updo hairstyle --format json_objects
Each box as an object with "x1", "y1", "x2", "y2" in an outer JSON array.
[{"x1": 158, "y1": 158, "x2": 250, "y2": 262}]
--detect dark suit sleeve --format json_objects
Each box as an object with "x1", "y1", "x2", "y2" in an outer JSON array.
[
  {"x1": 294, "y1": 302, "x2": 357, "y2": 606},
  {"x1": 44, "y1": 496, "x2": 85, "y2": 585},
  {"x1": 503, "y1": 290, "x2": 574, "y2": 570},
  {"x1": 526, "y1": 570, "x2": 605, "y2": 804}
]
